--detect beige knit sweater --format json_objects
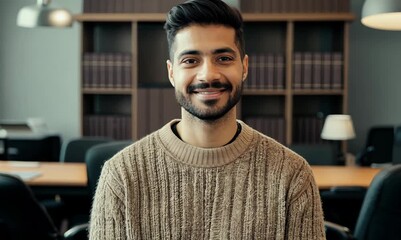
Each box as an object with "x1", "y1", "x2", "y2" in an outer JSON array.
[{"x1": 89, "y1": 120, "x2": 325, "y2": 240}]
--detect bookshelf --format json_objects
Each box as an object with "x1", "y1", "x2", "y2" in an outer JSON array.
[{"x1": 75, "y1": 1, "x2": 354, "y2": 145}]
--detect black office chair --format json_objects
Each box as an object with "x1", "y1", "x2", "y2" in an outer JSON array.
[
  {"x1": 0, "y1": 137, "x2": 8, "y2": 159},
  {"x1": 86, "y1": 141, "x2": 132, "y2": 195},
  {"x1": 289, "y1": 144, "x2": 366, "y2": 231},
  {"x1": 289, "y1": 143, "x2": 337, "y2": 165},
  {"x1": 325, "y1": 165, "x2": 401, "y2": 240},
  {"x1": 392, "y1": 126, "x2": 401, "y2": 165},
  {"x1": 0, "y1": 173, "x2": 84, "y2": 240},
  {"x1": 62, "y1": 141, "x2": 132, "y2": 239},
  {"x1": 6, "y1": 135, "x2": 61, "y2": 162},
  {"x1": 356, "y1": 126, "x2": 394, "y2": 166},
  {"x1": 60, "y1": 137, "x2": 112, "y2": 163}
]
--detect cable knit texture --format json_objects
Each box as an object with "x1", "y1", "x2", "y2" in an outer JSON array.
[{"x1": 89, "y1": 120, "x2": 325, "y2": 240}]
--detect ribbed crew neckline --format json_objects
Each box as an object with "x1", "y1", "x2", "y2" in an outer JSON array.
[{"x1": 157, "y1": 120, "x2": 256, "y2": 168}]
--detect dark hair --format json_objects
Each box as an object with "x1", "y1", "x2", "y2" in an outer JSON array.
[{"x1": 164, "y1": 0, "x2": 245, "y2": 61}]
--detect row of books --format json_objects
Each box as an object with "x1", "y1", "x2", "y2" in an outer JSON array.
[
  {"x1": 244, "y1": 116, "x2": 286, "y2": 144},
  {"x1": 245, "y1": 53, "x2": 285, "y2": 90},
  {"x1": 293, "y1": 52, "x2": 343, "y2": 90},
  {"x1": 83, "y1": 115, "x2": 132, "y2": 140},
  {"x1": 241, "y1": 0, "x2": 349, "y2": 13},
  {"x1": 137, "y1": 88, "x2": 181, "y2": 139},
  {"x1": 82, "y1": 53, "x2": 132, "y2": 89},
  {"x1": 83, "y1": 0, "x2": 182, "y2": 13},
  {"x1": 292, "y1": 116, "x2": 324, "y2": 144}
]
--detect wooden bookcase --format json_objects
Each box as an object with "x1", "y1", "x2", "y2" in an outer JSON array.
[{"x1": 75, "y1": 12, "x2": 354, "y2": 145}]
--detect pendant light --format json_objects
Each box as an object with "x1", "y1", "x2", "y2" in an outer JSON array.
[
  {"x1": 362, "y1": 0, "x2": 401, "y2": 30},
  {"x1": 17, "y1": 0, "x2": 73, "y2": 28}
]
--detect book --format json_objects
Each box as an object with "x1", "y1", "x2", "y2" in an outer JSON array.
[
  {"x1": 274, "y1": 54, "x2": 285, "y2": 89},
  {"x1": 322, "y1": 52, "x2": 332, "y2": 89},
  {"x1": 302, "y1": 52, "x2": 312, "y2": 89},
  {"x1": 292, "y1": 52, "x2": 302, "y2": 89},
  {"x1": 331, "y1": 52, "x2": 343, "y2": 89},
  {"x1": 266, "y1": 53, "x2": 275, "y2": 89},
  {"x1": 312, "y1": 52, "x2": 322, "y2": 89}
]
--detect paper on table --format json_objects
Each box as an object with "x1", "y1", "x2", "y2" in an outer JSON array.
[
  {"x1": 7, "y1": 161, "x2": 40, "y2": 168},
  {"x1": 0, "y1": 171, "x2": 41, "y2": 181}
]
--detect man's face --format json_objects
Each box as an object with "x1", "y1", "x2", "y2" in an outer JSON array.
[{"x1": 167, "y1": 24, "x2": 248, "y2": 121}]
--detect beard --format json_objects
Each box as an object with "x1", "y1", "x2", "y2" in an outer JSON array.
[{"x1": 175, "y1": 81, "x2": 243, "y2": 121}]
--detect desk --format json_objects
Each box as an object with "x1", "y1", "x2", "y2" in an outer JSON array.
[
  {"x1": 311, "y1": 166, "x2": 382, "y2": 189},
  {"x1": 0, "y1": 161, "x2": 381, "y2": 190},
  {"x1": 0, "y1": 161, "x2": 87, "y2": 197}
]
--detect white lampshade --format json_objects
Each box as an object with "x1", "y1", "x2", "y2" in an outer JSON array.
[
  {"x1": 17, "y1": 0, "x2": 73, "y2": 28},
  {"x1": 321, "y1": 114, "x2": 356, "y2": 141},
  {"x1": 362, "y1": 0, "x2": 401, "y2": 30}
]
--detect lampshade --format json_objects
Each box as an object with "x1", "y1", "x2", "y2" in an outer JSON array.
[
  {"x1": 321, "y1": 114, "x2": 356, "y2": 141},
  {"x1": 362, "y1": 0, "x2": 401, "y2": 30},
  {"x1": 17, "y1": 0, "x2": 73, "y2": 28}
]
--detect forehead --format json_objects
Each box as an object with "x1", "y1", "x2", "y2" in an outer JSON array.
[{"x1": 172, "y1": 24, "x2": 238, "y2": 59}]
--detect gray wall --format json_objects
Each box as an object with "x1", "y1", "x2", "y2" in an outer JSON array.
[
  {"x1": 0, "y1": 0, "x2": 82, "y2": 143},
  {"x1": 348, "y1": 0, "x2": 401, "y2": 153},
  {"x1": 1, "y1": 0, "x2": 400, "y2": 152}
]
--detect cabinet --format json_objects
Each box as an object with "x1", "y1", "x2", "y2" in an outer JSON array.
[{"x1": 75, "y1": 11, "x2": 354, "y2": 145}]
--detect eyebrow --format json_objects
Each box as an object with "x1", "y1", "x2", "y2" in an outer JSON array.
[{"x1": 177, "y1": 47, "x2": 237, "y2": 60}]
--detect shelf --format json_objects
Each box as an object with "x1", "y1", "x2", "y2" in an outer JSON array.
[
  {"x1": 243, "y1": 89, "x2": 287, "y2": 95},
  {"x1": 82, "y1": 88, "x2": 132, "y2": 94},
  {"x1": 292, "y1": 89, "x2": 343, "y2": 95},
  {"x1": 243, "y1": 13, "x2": 355, "y2": 22},
  {"x1": 75, "y1": 13, "x2": 355, "y2": 23},
  {"x1": 74, "y1": 13, "x2": 166, "y2": 22}
]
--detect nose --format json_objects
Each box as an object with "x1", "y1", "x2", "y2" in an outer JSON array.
[{"x1": 196, "y1": 59, "x2": 221, "y2": 82}]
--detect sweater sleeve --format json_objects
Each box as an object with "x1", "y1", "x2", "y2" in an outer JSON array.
[
  {"x1": 89, "y1": 161, "x2": 126, "y2": 240},
  {"x1": 285, "y1": 164, "x2": 326, "y2": 240}
]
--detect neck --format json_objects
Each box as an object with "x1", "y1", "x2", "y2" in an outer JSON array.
[{"x1": 177, "y1": 109, "x2": 238, "y2": 148}]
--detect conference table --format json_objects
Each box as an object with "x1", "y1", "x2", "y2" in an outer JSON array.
[
  {"x1": 0, "y1": 161, "x2": 87, "y2": 197},
  {"x1": 0, "y1": 160, "x2": 382, "y2": 191}
]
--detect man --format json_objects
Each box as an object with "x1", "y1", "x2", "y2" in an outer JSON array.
[{"x1": 89, "y1": 0, "x2": 326, "y2": 239}]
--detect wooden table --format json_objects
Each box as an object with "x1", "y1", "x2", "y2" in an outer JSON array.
[
  {"x1": 0, "y1": 161, "x2": 87, "y2": 186},
  {"x1": 311, "y1": 166, "x2": 382, "y2": 189},
  {"x1": 0, "y1": 161, "x2": 382, "y2": 190},
  {"x1": 0, "y1": 161, "x2": 87, "y2": 197}
]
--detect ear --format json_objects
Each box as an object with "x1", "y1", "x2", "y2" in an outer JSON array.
[
  {"x1": 242, "y1": 54, "x2": 249, "y2": 81},
  {"x1": 166, "y1": 59, "x2": 175, "y2": 87}
]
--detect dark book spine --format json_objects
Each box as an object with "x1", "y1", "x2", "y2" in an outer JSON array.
[
  {"x1": 293, "y1": 52, "x2": 302, "y2": 89},
  {"x1": 331, "y1": 52, "x2": 343, "y2": 89}
]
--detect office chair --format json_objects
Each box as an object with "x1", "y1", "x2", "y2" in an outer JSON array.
[
  {"x1": 7, "y1": 135, "x2": 61, "y2": 161},
  {"x1": 356, "y1": 126, "x2": 394, "y2": 166},
  {"x1": 60, "y1": 137, "x2": 112, "y2": 163},
  {"x1": 61, "y1": 141, "x2": 132, "y2": 239},
  {"x1": 392, "y1": 126, "x2": 401, "y2": 165},
  {"x1": 0, "y1": 137, "x2": 8, "y2": 159},
  {"x1": 86, "y1": 141, "x2": 132, "y2": 195},
  {"x1": 289, "y1": 143, "x2": 337, "y2": 165},
  {"x1": 0, "y1": 173, "x2": 85, "y2": 240},
  {"x1": 289, "y1": 144, "x2": 366, "y2": 231},
  {"x1": 325, "y1": 164, "x2": 401, "y2": 240}
]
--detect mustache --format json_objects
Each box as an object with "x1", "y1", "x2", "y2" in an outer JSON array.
[{"x1": 188, "y1": 82, "x2": 232, "y2": 92}]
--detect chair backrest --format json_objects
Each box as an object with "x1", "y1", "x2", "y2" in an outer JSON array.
[
  {"x1": 358, "y1": 126, "x2": 394, "y2": 166},
  {"x1": 7, "y1": 135, "x2": 61, "y2": 162},
  {"x1": 85, "y1": 141, "x2": 132, "y2": 196},
  {"x1": 0, "y1": 173, "x2": 60, "y2": 240},
  {"x1": 289, "y1": 144, "x2": 337, "y2": 165},
  {"x1": 60, "y1": 137, "x2": 112, "y2": 163},
  {"x1": 393, "y1": 126, "x2": 401, "y2": 164},
  {"x1": 353, "y1": 165, "x2": 401, "y2": 240}
]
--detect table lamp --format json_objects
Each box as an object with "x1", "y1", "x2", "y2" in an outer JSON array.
[{"x1": 321, "y1": 114, "x2": 356, "y2": 165}]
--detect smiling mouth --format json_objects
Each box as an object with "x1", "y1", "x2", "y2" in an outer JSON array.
[{"x1": 192, "y1": 88, "x2": 226, "y2": 94}]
